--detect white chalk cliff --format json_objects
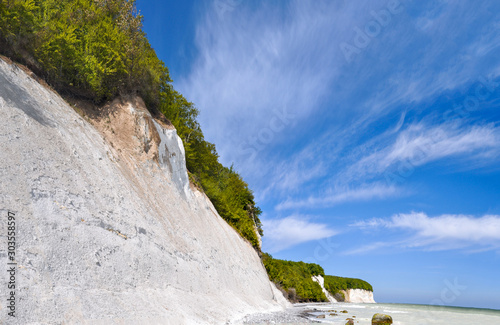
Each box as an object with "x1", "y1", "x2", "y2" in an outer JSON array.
[
  {"x1": 341, "y1": 289, "x2": 376, "y2": 303},
  {"x1": 311, "y1": 275, "x2": 375, "y2": 304},
  {"x1": 311, "y1": 275, "x2": 336, "y2": 302},
  {"x1": 0, "y1": 58, "x2": 288, "y2": 324}
]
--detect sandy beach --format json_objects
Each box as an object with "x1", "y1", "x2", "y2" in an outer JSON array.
[{"x1": 240, "y1": 302, "x2": 500, "y2": 325}]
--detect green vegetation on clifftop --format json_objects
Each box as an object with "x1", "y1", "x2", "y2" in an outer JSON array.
[
  {"x1": 0, "y1": 0, "x2": 262, "y2": 248},
  {"x1": 324, "y1": 275, "x2": 373, "y2": 300},
  {"x1": 262, "y1": 254, "x2": 328, "y2": 302},
  {"x1": 263, "y1": 254, "x2": 373, "y2": 302}
]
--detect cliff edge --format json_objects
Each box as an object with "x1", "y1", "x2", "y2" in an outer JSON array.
[
  {"x1": 341, "y1": 288, "x2": 376, "y2": 303},
  {"x1": 0, "y1": 58, "x2": 287, "y2": 324},
  {"x1": 312, "y1": 275, "x2": 375, "y2": 304}
]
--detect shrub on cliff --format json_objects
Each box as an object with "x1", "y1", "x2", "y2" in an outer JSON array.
[
  {"x1": 0, "y1": 0, "x2": 166, "y2": 103},
  {"x1": 323, "y1": 275, "x2": 373, "y2": 298},
  {"x1": 262, "y1": 254, "x2": 327, "y2": 302}
]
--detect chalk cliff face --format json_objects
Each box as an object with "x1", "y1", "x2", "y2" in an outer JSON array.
[
  {"x1": 0, "y1": 58, "x2": 287, "y2": 324},
  {"x1": 341, "y1": 289, "x2": 376, "y2": 303},
  {"x1": 311, "y1": 276, "x2": 375, "y2": 304},
  {"x1": 311, "y1": 275, "x2": 336, "y2": 302}
]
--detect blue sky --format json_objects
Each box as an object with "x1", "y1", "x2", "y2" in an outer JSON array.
[{"x1": 136, "y1": 0, "x2": 500, "y2": 309}]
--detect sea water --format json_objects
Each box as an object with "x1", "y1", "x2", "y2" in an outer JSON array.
[{"x1": 302, "y1": 302, "x2": 500, "y2": 324}]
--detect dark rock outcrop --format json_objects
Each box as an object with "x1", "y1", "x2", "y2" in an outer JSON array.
[{"x1": 372, "y1": 313, "x2": 393, "y2": 325}]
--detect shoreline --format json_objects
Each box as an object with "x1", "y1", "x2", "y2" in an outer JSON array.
[
  {"x1": 239, "y1": 302, "x2": 500, "y2": 324},
  {"x1": 240, "y1": 304, "x2": 320, "y2": 324}
]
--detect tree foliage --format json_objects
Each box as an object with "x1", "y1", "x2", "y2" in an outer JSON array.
[
  {"x1": 323, "y1": 275, "x2": 373, "y2": 297},
  {"x1": 262, "y1": 254, "x2": 373, "y2": 302},
  {"x1": 0, "y1": 0, "x2": 166, "y2": 102},
  {"x1": 262, "y1": 254, "x2": 327, "y2": 302},
  {"x1": 0, "y1": 0, "x2": 262, "y2": 248}
]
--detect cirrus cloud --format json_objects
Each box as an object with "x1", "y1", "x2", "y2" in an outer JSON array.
[
  {"x1": 262, "y1": 215, "x2": 337, "y2": 253},
  {"x1": 276, "y1": 183, "x2": 400, "y2": 210},
  {"x1": 352, "y1": 212, "x2": 500, "y2": 253}
]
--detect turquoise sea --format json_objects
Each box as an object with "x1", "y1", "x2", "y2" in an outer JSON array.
[{"x1": 302, "y1": 302, "x2": 500, "y2": 324}]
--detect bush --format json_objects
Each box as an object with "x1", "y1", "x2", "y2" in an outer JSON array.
[
  {"x1": 262, "y1": 254, "x2": 327, "y2": 302},
  {"x1": 323, "y1": 275, "x2": 373, "y2": 298}
]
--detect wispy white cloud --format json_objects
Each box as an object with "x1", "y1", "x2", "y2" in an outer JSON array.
[
  {"x1": 178, "y1": 1, "x2": 415, "y2": 169},
  {"x1": 344, "y1": 122, "x2": 500, "y2": 182},
  {"x1": 262, "y1": 215, "x2": 337, "y2": 253},
  {"x1": 342, "y1": 241, "x2": 395, "y2": 256},
  {"x1": 276, "y1": 183, "x2": 400, "y2": 210},
  {"x1": 383, "y1": 123, "x2": 499, "y2": 167},
  {"x1": 270, "y1": 121, "x2": 499, "y2": 211},
  {"x1": 179, "y1": 0, "x2": 500, "y2": 213},
  {"x1": 352, "y1": 212, "x2": 500, "y2": 252},
  {"x1": 179, "y1": 1, "x2": 352, "y2": 163},
  {"x1": 260, "y1": 144, "x2": 328, "y2": 197}
]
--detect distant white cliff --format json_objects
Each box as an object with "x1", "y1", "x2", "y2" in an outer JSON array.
[
  {"x1": 312, "y1": 275, "x2": 375, "y2": 303},
  {"x1": 312, "y1": 275, "x2": 337, "y2": 302},
  {"x1": 341, "y1": 289, "x2": 376, "y2": 303},
  {"x1": 0, "y1": 57, "x2": 288, "y2": 324}
]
